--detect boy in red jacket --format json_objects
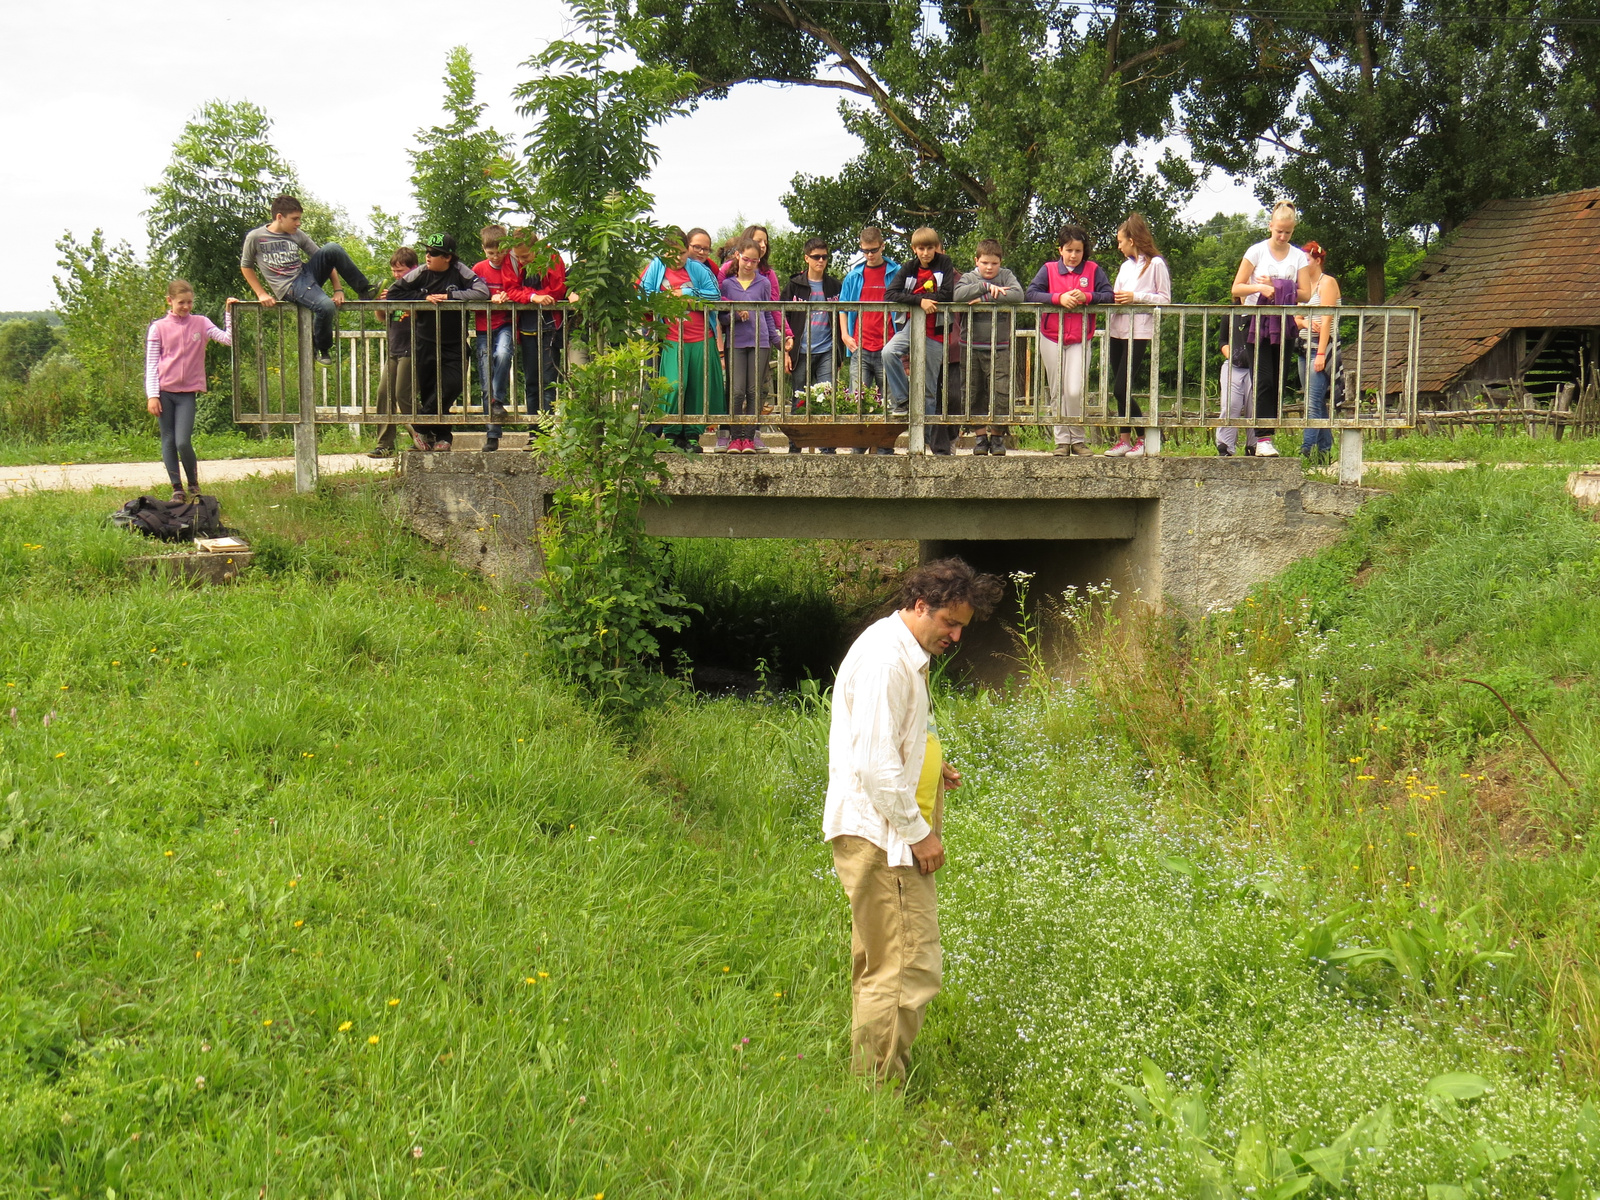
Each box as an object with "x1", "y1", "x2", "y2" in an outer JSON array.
[
  {"x1": 492, "y1": 233, "x2": 568, "y2": 448},
  {"x1": 472, "y1": 224, "x2": 522, "y2": 451}
]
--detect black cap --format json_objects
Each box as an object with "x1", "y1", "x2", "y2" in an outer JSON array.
[{"x1": 424, "y1": 232, "x2": 457, "y2": 256}]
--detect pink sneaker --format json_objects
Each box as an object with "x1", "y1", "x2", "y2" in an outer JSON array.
[
  {"x1": 1103, "y1": 438, "x2": 1132, "y2": 457},
  {"x1": 1124, "y1": 438, "x2": 1147, "y2": 458}
]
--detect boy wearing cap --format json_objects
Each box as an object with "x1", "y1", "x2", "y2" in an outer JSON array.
[
  {"x1": 384, "y1": 233, "x2": 490, "y2": 451},
  {"x1": 240, "y1": 195, "x2": 377, "y2": 365}
]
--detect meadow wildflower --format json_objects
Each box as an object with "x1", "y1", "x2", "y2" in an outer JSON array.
[
  {"x1": 368, "y1": 1035, "x2": 380, "y2": 1045},
  {"x1": 388, "y1": 998, "x2": 399, "y2": 1007},
  {"x1": 338, "y1": 1021, "x2": 352, "y2": 1032}
]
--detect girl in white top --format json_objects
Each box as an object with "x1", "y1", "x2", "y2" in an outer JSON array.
[
  {"x1": 1104, "y1": 213, "x2": 1172, "y2": 458},
  {"x1": 1229, "y1": 201, "x2": 1315, "y2": 456}
]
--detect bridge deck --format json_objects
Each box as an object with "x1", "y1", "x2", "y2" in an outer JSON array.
[{"x1": 399, "y1": 452, "x2": 1372, "y2": 614}]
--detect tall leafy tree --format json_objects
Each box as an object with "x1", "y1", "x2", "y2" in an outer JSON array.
[
  {"x1": 410, "y1": 47, "x2": 511, "y2": 251},
  {"x1": 145, "y1": 100, "x2": 298, "y2": 310},
  {"x1": 622, "y1": 0, "x2": 1260, "y2": 259},
  {"x1": 511, "y1": 0, "x2": 698, "y2": 712},
  {"x1": 1184, "y1": 1, "x2": 1591, "y2": 301}
]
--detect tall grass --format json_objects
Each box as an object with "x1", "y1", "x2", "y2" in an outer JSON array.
[
  {"x1": 1063, "y1": 467, "x2": 1600, "y2": 1073},
  {"x1": 1, "y1": 474, "x2": 1596, "y2": 1196}
]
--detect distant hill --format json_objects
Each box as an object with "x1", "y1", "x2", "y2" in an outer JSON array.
[{"x1": 0, "y1": 311, "x2": 60, "y2": 326}]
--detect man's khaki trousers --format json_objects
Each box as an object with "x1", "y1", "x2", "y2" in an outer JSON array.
[{"x1": 831, "y1": 834, "x2": 942, "y2": 1082}]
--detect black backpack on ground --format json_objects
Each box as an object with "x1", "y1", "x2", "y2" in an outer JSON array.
[{"x1": 111, "y1": 495, "x2": 224, "y2": 542}]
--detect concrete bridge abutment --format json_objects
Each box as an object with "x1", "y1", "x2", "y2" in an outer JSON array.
[{"x1": 398, "y1": 453, "x2": 1376, "y2": 678}]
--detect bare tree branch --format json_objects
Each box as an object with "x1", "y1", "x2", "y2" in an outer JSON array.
[{"x1": 695, "y1": 74, "x2": 871, "y2": 96}]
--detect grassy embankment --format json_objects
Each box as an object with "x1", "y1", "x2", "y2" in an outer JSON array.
[{"x1": 1, "y1": 470, "x2": 1600, "y2": 1195}]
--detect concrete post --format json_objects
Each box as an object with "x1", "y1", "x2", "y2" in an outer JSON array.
[
  {"x1": 1143, "y1": 426, "x2": 1163, "y2": 456},
  {"x1": 907, "y1": 319, "x2": 926, "y2": 455},
  {"x1": 295, "y1": 307, "x2": 319, "y2": 494},
  {"x1": 1338, "y1": 428, "x2": 1364, "y2": 486}
]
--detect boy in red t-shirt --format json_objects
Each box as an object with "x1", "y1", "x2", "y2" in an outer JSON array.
[
  {"x1": 471, "y1": 224, "x2": 521, "y2": 450},
  {"x1": 838, "y1": 226, "x2": 901, "y2": 454}
]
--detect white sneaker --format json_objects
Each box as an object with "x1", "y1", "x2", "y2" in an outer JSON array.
[
  {"x1": 1255, "y1": 439, "x2": 1279, "y2": 457},
  {"x1": 1124, "y1": 438, "x2": 1146, "y2": 457},
  {"x1": 1103, "y1": 438, "x2": 1132, "y2": 457}
]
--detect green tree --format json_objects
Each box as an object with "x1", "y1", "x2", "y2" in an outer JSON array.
[
  {"x1": 146, "y1": 99, "x2": 298, "y2": 311},
  {"x1": 0, "y1": 319, "x2": 59, "y2": 384},
  {"x1": 410, "y1": 47, "x2": 511, "y2": 251},
  {"x1": 622, "y1": 0, "x2": 1256, "y2": 262},
  {"x1": 52, "y1": 230, "x2": 167, "y2": 428},
  {"x1": 511, "y1": 0, "x2": 699, "y2": 714},
  {"x1": 1184, "y1": 2, "x2": 1591, "y2": 301}
]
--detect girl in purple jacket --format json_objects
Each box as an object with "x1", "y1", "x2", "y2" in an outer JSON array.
[{"x1": 719, "y1": 237, "x2": 788, "y2": 453}]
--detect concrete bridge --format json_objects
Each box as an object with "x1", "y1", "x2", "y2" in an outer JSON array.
[{"x1": 399, "y1": 452, "x2": 1373, "y2": 618}]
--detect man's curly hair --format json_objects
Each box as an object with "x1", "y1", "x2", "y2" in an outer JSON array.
[{"x1": 898, "y1": 557, "x2": 1004, "y2": 619}]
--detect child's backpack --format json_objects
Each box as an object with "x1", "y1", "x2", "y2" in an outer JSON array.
[{"x1": 111, "y1": 495, "x2": 224, "y2": 542}]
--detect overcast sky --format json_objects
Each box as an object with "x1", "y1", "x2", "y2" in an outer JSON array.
[{"x1": 3, "y1": 0, "x2": 1256, "y2": 311}]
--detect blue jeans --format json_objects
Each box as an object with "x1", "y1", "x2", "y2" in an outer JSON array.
[
  {"x1": 851, "y1": 349, "x2": 885, "y2": 396},
  {"x1": 475, "y1": 325, "x2": 515, "y2": 437},
  {"x1": 792, "y1": 348, "x2": 835, "y2": 393},
  {"x1": 884, "y1": 323, "x2": 944, "y2": 415},
  {"x1": 285, "y1": 244, "x2": 372, "y2": 354},
  {"x1": 1300, "y1": 351, "x2": 1332, "y2": 456}
]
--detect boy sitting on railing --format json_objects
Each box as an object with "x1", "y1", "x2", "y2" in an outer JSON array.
[
  {"x1": 953, "y1": 239, "x2": 1023, "y2": 456},
  {"x1": 239, "y1": 194, "x2": 376, "y2": 366}
]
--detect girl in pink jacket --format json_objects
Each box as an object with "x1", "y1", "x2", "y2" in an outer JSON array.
[{"x1": 144, "y1": 281, "x2": 233, "y2": 500}]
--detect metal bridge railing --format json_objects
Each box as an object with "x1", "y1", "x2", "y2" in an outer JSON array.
[{"x1": 230, "y1": 297, "x2": 1417, "y2": 491}]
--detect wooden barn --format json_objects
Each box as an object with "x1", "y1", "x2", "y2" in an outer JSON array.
[{"x1": 1389, "y1": 187, "x2": 1600, "y2": 429}]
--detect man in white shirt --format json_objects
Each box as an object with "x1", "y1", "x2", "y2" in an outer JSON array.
[{"x1": 825, "y1": 557, "x2": 1002, "y2": 1083}]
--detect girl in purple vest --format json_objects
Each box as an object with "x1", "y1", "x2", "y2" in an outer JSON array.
[
  {"x1": 1025, "y1": 224, "x2": 1113, "y2": 455},
  {"x1": 144, "y1": 281, "x2": 234, "y2": 500}
]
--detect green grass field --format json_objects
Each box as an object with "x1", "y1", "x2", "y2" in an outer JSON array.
[{"x1": 2, "y1": 474, "x2": 1599, "y2": 1196}]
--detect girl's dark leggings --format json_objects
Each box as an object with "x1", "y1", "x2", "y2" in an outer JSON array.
[
  {"x1": 1109, "y1": 336, "x2": 1146, "y2": 435},
  {"x1": 158, "y1": 390, "x2": 199, "y2": 490}
]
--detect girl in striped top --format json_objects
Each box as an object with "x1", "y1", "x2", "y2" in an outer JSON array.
[{"x1": 145, "y1": 281, "x2": 234, "y2": 500}]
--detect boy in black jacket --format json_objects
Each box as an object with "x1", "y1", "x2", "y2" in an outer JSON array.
[
  {"x1": 384, "y1": 233, "x2": 491, "y2": 450},
  {"x1": 781, "y1": 237, "x2": 843, "y2": 453},
  {"x1": 884, "y1": 227, "x2": 958, "y2": 455}
]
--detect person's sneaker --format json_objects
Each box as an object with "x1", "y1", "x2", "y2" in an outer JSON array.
[
  {"x1": 1244, "y1": 443, "x2": 1258, "y2": 457},
  {"x1": 483, "y1": 438, "x2": 500, "y2": 453},
  {"x1": 433, "y1": 440, "x2": 452, "y2": 452},
  {"x1": 971, "y1": 435, "x2": 990, "y2": 456},
  {"x1": 170, "y1": 487, "x2": 187, "y2": 503},
  {"x1": 1215, "y1": 442, "x2": 1233, "y2": 457},
  {"x1": 1124, "y1": 438, "x2": 1147, "y2": 457},
  {"x1": 1071, "y1": 443, "x2": 1093, "y2": 456},
  {"x1": 715, "y1": 438, "x2": 736, "y2": 454},
  {"x1": 989, "y1": 435, "x2": 1007, "y2": 457},
  {"x1": 314, "y1": 352, "x2": 334, "y2": 367},
  {"x1": 715, "y1": 428, "x2": 731, "y2": 451},
  {"x1": 367, "y1": 446, "x2": 394, "y2": 459},
  {"x1": 1255, "y1": 439, "x2": 1279, "y2": 457},
  {"x1": 412, "y1": 432, "x2": 432, "y2": 452},
  {"x1": 489, "y1": 403, "x2": 509, "y2": 421},
  {"x1": 1103, "y1": 438, "x2": 1132, "y2": 457},
  {"x1": 1052, "y1": 444, "x2": 1072, "y2": 456},
  {"x1": 752, "y1": 432, "x2": 769, "y2": 452}
]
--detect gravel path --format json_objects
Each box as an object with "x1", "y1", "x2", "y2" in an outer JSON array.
[{"x1": 0, "y1": 453, "x2": 395, "y2": 498}]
